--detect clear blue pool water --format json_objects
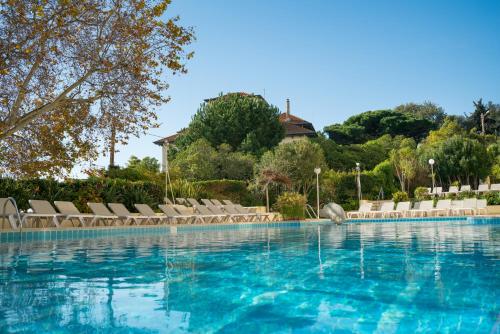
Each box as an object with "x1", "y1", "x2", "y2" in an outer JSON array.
[{"x1": 0, "y1": 221, "x2": 498, "y2": 333}]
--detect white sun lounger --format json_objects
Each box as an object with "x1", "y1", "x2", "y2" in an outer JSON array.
[
  {"x1": 369, "y1": 201, "x2": 396, "y2": 218},
  {"x1": 476, "y1": 199, "x2": 488, "y2": 215},
  {"x1": 431, "y1": 199, "x2": 451, "y2": 216},
  {"x1": 234, "y1": 204, "x2": 274, "y2": 222},
  {"x1": 452, "y1": 198, "x2": 477, "y2": 215},
  {"x1": 187, "y1": 198, "x2": 203, "y2": 207},
  {"x1": 194, "y1": 205, "x2": 227, "y2": 224},
  {"x1": 347, "y1": 202, "x2": 373, "y2": 219},
  {"x1": 134, "y1": 204, "x2": 170, "y2": 224},
  {"x1": 490, "y1": 184, "x2": 500, "y2": 191},
  {"x1": 26, "y1": 200, "x2": 66, "y2": 228},
  {"x1": 158, "y1": 204, "x2": 199, "y2": 224},
  {"x1": 459, "y1": 185, "x2": 471, "y2": 193},
  {"x1": 55, "y1": 201, "x2": 111, "y2": 227},
  {"x1": 431, "y1": 187, "x2": 443, "y2": 197},
  {"x1": 211, "y1": 199, "x2": 224, "y2": 206},
  {"x1": 446, "y1": 186, "x2": 459, "y2": 195},
  {"x1": 201, "y1": 199, "x2": 217, "y2": 207},
  {"x1": 219, "y1": 205, "x2": 254, "y2": 222},
  {"x1": 206, "y1": 204, "x2": 246, "y2": 223},
  {"x1": 108, "y1": 203, "x2": 158, "y2": 225},
  {"x1": 408, "y1": 200, "x2": 434, "y2": 217},
  {"x1": 477, "y1": 184, "x2": 490, "y2": 193},
  {"x1": 394, "y1": 201, "x2": 411, "y2": 217},
  {"x1": 87, "y1": 202, "x2": 120, "y2": 226}
]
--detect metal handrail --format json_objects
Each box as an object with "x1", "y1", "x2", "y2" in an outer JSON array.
[
  {"x1": 305, "y1": 204, "x2": 317, "y2": 219},
  {"x1": 2, "y1": 197, "x2": 22, "y2": 231}
]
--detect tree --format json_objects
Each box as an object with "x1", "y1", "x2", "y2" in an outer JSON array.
[
  {"x1": 418, "y1": 135, "x2": 491, "y2": 187},
  {"x1": 215, "y1": 144, "x2": 255, "y2": 180},
  {"x1": 389, "y1": 138, "x2": 418, "y2": 192},
  {"x1": 255, "y1": 138, "x2": 326, "y2": 195},
  {"x1": 176, "y1": 93, "x2": 284, "y2": 155},
  {"x1": 314, "y1": 133, "x2": 404, "y2": 171},
  {"x1": 394, "y1": 102, "x2": 446, "y2": 126},
  {"x1": 170, "y1": 139, "x2": 255, "y2": 181},
  {"x1": 324, "y1": 109, "x2": 434, "y2": 144},
  {"x1": 464, "y1": 99, "x2": 500, "y2": 135},
  {"x1": 106, "y1": 155, "x2": 162, "y2": 182},
  {"x1": 170, "y1": 139, "x2": 218, "y2": 181},
  {"x1": 0, "y1": 1, "x2": 194, "y2": 176},
  {"x1": 127, "y1": 156, "x2": 160, "y2": 174},
  {"x1": 424, "y1": 118, "x2": 464, "y2": 145}
]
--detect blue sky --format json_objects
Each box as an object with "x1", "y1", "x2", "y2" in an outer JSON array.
[{"x1": 80, "y1": 0, "x2": 500, "y2": 175}]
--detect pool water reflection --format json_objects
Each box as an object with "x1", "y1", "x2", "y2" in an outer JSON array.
[{"x1": 0, "y1": 221, "x2": 498, "y2": 333}]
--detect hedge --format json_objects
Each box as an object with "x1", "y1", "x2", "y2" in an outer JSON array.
[
  {"x1": 321, "y1": 160, "x2": 399, "y2": 210},
  {"x1": 0, "y1": 178, "x2": 262, "y2": 212},
  {"x1": 0, "y1": 178, "x2": 164, "y2": 213}
]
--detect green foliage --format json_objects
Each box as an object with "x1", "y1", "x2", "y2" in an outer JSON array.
[
  {"x1": 194, "y1": 180, "x2": 260, "y2": 206},
  {"x1": 176, "y1": 93, "x2": 284, "y2": 155},
  {"x1": 107, "y1": 156, "x2": 163, "y2": 182},
  {"x1": 170, "y1": 139, "x2": 218, "y2": 180},
  {"x1": 418, "y1": 135, "x2": 491, "y2": 186},
  {"x1": 170, "y1": 139, "x2": 255, "y2": 181},
  {"x1": 414, "y1": 187, "x2": 431, "y2": 201},
  {"x1": 394, "y1": 102, "x2": 446, "y2": 126},
  {"x1": 487, "y1": 140, "x2": 500, "y2": 181},
  {"x1": 424, "y1": 118, "x2": 465, "y2": 145},
  {"x1": 274, "y1": 192, "x2": 306, "y2": 220},
  {"x1": 216, "y1": 144, "x2": 256, "y2": 180},
  {"x1": 392, "y1": 191, "x2": 409, "y2": 203},
  {"x1": 321, "y1": 160, "x2": 398, "y2": 206},
  {"x1": 324, "y1": 109, "x2": 434, "y2": 145},
  {"x1": 313, "y1": 134, "x2": 404, "y2": 171},
  {"x1": 465, "y1": 99, "x2": 500, "y2": 135},
  {"x1": 0, "y1": 178, "x2": 164, "y2": 212},
  {"x1": 484, "y1": 192, "x2": 500, "y2": 205},
  {"x1": 254, "y1": 138, "x2": 326, "y2": 195},
  {"x1": 390, "y1": 138, "x2": 419, "y2": 192},
  {"x1": 170, "y1": 179, "x2": 203, "y2": 199}
]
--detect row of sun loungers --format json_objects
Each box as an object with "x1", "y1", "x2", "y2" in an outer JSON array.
[
  {"x1": 428, "y1": 184, "x2": 500, "y2": 196},
  {"x1": 348, "y1": 198, "x2": 488, "y2": 219},
  {"x1": 0, "y1": 198, "x2": 276, "y2": 229}
]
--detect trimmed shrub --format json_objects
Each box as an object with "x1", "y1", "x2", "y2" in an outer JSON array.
[
  {"x1": 483, "y1": 192, "x2": 500, "y2": 205},
  {"x1": 392, "y1": 191, "x2": 409, "y2": 203},
  {"x1": 414, "y1": 186, "x2": 431, "y2": 201},
  {"x1": 274, "y1": 192, "x2": 306, "y2": 220}
]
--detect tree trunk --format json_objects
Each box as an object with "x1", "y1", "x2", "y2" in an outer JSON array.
[{"x1": 109, "y1": 125, "x2": 116, "y2": 168}]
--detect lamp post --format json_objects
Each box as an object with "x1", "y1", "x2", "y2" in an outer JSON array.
[
  {"x1": 314, "y1": 167, "x2": 321, "y2": 219},
  {"x1": 428, "y1": 158, "x2": 435, "y2": 193},
  {"x1": 355, "y1": 162, "x2": 362, "y2": 201}
]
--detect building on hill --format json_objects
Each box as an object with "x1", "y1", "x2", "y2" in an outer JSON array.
[
  {"x1": 279, "y1": 98, "x2": 317, "y2": 143},
  {"x1": 153, "y1": 94, "x2": 317, "y2": 170}
]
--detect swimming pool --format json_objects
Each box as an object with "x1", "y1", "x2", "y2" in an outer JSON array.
[{"x1": 0, "y1": 221, "x2": 498, "y2": 333}]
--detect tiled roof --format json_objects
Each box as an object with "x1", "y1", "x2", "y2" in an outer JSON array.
[
  {"x1": 153, "y1": 130, "x2": 184, "y2": 146},
  {"x1": 283, "y1": 122, "x2": 317, "y2": 136},
  {"x1": 279, "y1": 112, "x2": 308, "y2": 123}
]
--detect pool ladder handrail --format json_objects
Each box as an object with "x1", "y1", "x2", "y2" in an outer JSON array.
[
  {"x1": 2, "y1": 197, "x2": 23, "y2": 231},
  {"x1": 305, "y1": 204, "x2": 317, "y2": 219}
]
